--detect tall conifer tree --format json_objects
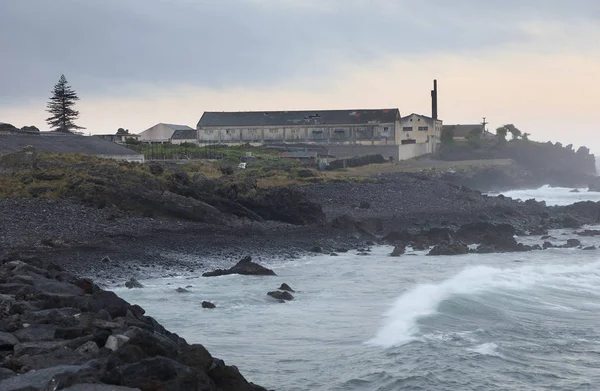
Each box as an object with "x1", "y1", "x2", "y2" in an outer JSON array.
[{"x1": 46, "y1": 75, "x2": 84, "y2": 133}]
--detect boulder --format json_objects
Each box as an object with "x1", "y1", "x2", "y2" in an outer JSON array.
[
  {"x1": 105, "y1": 335, "x2": 130, "y2": 351},
  {"x1": 202, "y1": 256, "x2": 276, "y2": 277},
  {"x1": 0, "y1": 364, "x2": 100, "y2": 391},
  {"x1": 475, "y1": 245, "x2": 496, "y2": 254},
  {"x1": 576, "y1": 229, "x2": 600, "y2": 237},
  {"x1": 428, "y1": 242, "x2": 469, "y2": 256},
  {"x1": 309, "y1": 245, "x2": 324, "y2": 253},
  {"x1": 0, "y1": 331, "x2": 19, "y2": 349},
  {"x1": 583, "y1": 246, "x2": 597, "y2": 250},
  {"x1": 124, "y1": 278, "x2": 143, "y2": 289},
  {"x1": 175, "y1": 287, "x2": 190, "y2": 293},
  {"x1": 543, "y1": 241, "x2": 555, "y2": 249},
  {"x1": 390, "y1": 246, "x2": 405, "y2": 257},
  {"x1": 563, "y1": 239, "x2": 582, "y2": 248},
  {"x1": 201, "y1": 301, "x2": 216, "y2": 309},
  {"x1": 267, "y1": 291, "x2": 294, "y2": 301},
  {"x1": 570, "y1": 189, "x2": 580, "y2": 193},
  {"x1": 359, "y1": 201, "x2": 371, "y2": 209},
  {"x1": 278, "y1": 283, "x2": 294, "y2": 292}
]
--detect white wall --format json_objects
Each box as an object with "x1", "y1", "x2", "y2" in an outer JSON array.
[
  {"x1": 139, "y1": 124, "x2": 176, "y2": 142},
  {"x1": 398, "y1": 142, "x2": 429, "y2": 160}
]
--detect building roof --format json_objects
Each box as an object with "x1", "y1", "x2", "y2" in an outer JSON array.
[
  {"x1": 0, "y1": 132, "x2": 143, "y2": 156},
  {"x1": 162, "y1": 123, "x2": 194, "y2": 131},
  {"x1": 170, "y1": 129, "x2": 197, "y2": 140},
  {"x1": 198, "y1": 109, "x2": 400, "y2": 128},
  {"x1": 442, "y1": 124, "x2": 484, "y2": 138}
]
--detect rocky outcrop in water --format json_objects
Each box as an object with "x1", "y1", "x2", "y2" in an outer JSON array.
[
  {"x1": 267, "y1": 291, "x2": 294, "y2": 302},
  {"x1": 202, "y1": 256, "x2": 276, "y2": 277},
  {"x1": 0, "y1": 255, "x2": 267, "y2": 391},
  {"x1": 427, "y1": 242, "x2": 469, "y2": 256}
]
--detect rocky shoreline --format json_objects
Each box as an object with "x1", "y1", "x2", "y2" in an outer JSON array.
[
  {"x1": 3, "y1": 172, "x2": 600, "y2": 282},
  {"x1": 0, "y1": 255, "x2": 269, "y2": 390}
]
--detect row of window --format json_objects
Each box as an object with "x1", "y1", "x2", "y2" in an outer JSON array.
[
  {"x1": 402, "y1": 126, "x2": 429, "y2": 131},
  {"x1": 203, "y1": 127, "x2": 391, "y2": 135}
]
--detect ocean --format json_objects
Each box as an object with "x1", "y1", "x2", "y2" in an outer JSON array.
[{"x1": 115, "y1": 186, "x2": 600, "y2": 390}]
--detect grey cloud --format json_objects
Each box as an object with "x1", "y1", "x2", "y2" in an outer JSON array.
[{"x1": 0, "y1": 0, "x2": 598, "y2": 106}]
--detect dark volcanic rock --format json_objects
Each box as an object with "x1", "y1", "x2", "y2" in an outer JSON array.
[
  {"x1": 124, "y1": 278, "x2": 143, "y2": 289},
  {"x1": 202, "y1": 256, "x2": 276, "y2": 277},
  {"x1": 390, "y1": 246, "x2": 405, "y2": 257},
  {"x1": 175, "y1": 287, "x2": 190, "y2": 293},
  {"x1": 278, "y1": 283, "x2": 294, "y2": 292},
  {"x1": 201, "y1": 301, "x2": 216, "y2": 309},
  {"x1": 576, "y1": 229, "x2": 600, "y2": 237},
  {"x1": 428, "y1": 242, "x2": 469, "y2": 256},
  {"x1": 0, "y1": 256, "x2": 266, "y2": 391},
  {"x1": 267, "y1": 291, "x2": 294, "y2": 302},
  {"x1": 563, "y1": 239, "x2": 582, "y2": 248},
  {"x1": 583, "y1": 245, "x2": 597, "y2": 250}
]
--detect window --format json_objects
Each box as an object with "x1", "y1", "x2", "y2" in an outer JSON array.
[
  {"x1": 403, "y1": 126, "x2": 413, "y2": 131},
  {"x1": 291, "y1": 129, "x2": 301, "y2": 134},
  {"x1": 205, "y1": 130, "x2": 213, "y2": 135},
  {"x1": 418, "y1": 126, "x2": 429, "y2": 131},
  {"x1": 383, "y1": 127, "x2": 389, "y2": 131},
  {"x1": 269, "y1": 129, "x2": 278, "y2": 134},
  {"x1": 249, "y1": 129, "x2": 258, "y2": 135},
  {"x1": 333, "y1": 128, "x2": 346, "y2": 133},
  {"x1": 226, "y1": 129, "x2": 234, "y2": 135}
]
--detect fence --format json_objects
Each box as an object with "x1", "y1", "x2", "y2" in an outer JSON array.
[{"x1": 126, "y1": 141, "x2": 224, "y2": 161}]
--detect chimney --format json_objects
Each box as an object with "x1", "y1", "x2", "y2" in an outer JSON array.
[{"x1": 431, "y1": 79, "x2": 438, "y2": 120}]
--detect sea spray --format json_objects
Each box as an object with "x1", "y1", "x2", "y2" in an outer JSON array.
[{"x1": 367, "y1": 260, "x2": 600, "y2": 348}]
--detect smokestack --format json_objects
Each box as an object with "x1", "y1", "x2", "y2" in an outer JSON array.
[{"x1": 431, "y1": 79, "x2": 438, "y2": 120}]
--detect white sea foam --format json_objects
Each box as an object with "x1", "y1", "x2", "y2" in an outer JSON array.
[
  {"x1": 467, "y1": 342, "x2": 501, "y2": 357},
  {"x1": 367, "y1": 261, "x2": 600, "y2": 348},
  {"x1": 491, "y1": 185, "x2": 600, "y2": 206}
]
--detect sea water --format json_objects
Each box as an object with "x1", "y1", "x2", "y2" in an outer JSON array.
[{"x1": 115, "y1": 187, "x2": 600, "y2": 390}]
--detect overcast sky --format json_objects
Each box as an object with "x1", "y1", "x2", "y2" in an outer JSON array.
[{"x1": 1, "y1": 0, "x2": 599, "y2": 151}]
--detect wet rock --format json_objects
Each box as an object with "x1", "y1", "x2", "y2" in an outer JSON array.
[
  {"x1": 428, "y1": 242, "x2": 469, "y2": 256},
  {"x1": 543, "y1": 241, "x2": 555, "y2": 249},
  {"x1": 570, "y1": 189, "x2": 580, "y2": 193},
  {"x1": 576, "y1": 229, "x2": 600, "y2": 237},
  {"x1": 583, "y1": 246, "x2": 597, "y2": 250},
  {"x1": 541, "y1": 235, "x2": 554, "y2": 240},
  {"x1": 0, "y1": 331, "x2": 19, "y2": 349},
  {"x1": 329, "y1": 253, "x2": 338, "y2": 256},
  {"x1": 335, "y1": 248, "x2": 349, "y2": 253},
  {"x1": 102, "y1": 256, "x2": 112, "y2": 263},
  {"x1": 124, "y1": 278, "x2": 143, "y2": 289},
  {"x1": 278, "y1": 283, "x2": 294, "y2": 292},
  {"x1": 563, "y1": 239, "x2": 582, "y2": 248},
  {"x1": 475, "y1": 245, "x2": 496, "y2": 254},
  {"x1": 175, "y1": 287, "x2": 189, "y2": 293},
  {"x1": 267, "y1": 291, "x2": 294, "y2": 301},
  {"x1": 201, "y1": 301, "x2": 216, "y2": 309},
  {"x1": 309, "y1": 245, "x2": 324, "y2": 253},
  {"x1": 202, "y1": 256, "x2": 276, "y2": 277},
  {"x1": 359, "y1": 201, "x2": 371, "y2": 209},
  {"x1": 529, "y1": 226, "x2": 549, "y2": 236},
  {"x1": 390, "y1": 246, "x2": 405, "y2": 257}
]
